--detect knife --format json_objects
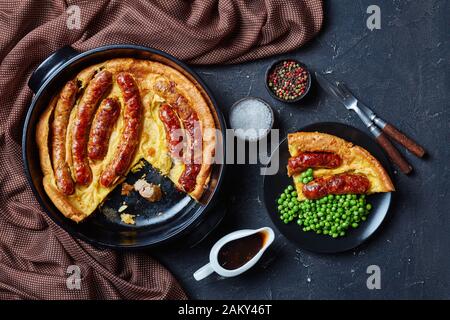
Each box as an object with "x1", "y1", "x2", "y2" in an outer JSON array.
[
  {"x1": 335, "y1": 82, "x2": 426, "y2": 158},
  {"x1": 315, "y1": 72, "x2": 414, "y2": 174}
]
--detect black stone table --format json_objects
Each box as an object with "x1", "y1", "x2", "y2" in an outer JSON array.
[{"x1": 153, "y1": 0, "x2": 450, "y2": 299}]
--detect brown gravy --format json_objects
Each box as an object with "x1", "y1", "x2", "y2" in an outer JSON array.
[{"x1": 218, "y1": 231, "x2": 266, "y2": 270}]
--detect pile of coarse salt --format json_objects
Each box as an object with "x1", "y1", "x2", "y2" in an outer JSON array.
[{"x1": 229, "y1": 98, "x2": 274, "y2": 141}]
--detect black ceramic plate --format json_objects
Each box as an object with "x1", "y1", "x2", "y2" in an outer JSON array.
[{"x1": 263, "y1": 122, "x2": 393, "y2": 253}]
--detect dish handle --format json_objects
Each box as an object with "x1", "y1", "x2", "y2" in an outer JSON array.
[
  {"x1": 28, "y1": 46, "x2": 79, "y2": 94},
  {"x1": 193, "y1": 263, "x2": 215, "y2": 281}
]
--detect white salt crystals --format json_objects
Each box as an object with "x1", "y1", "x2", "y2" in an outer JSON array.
[{"x1": 229, "y1": 98, "x2": 274, "y2": 141}]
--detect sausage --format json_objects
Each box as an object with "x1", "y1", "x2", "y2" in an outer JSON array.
[
  {"x1": 88, "y1": 97, "x2": 120, "y2": 161},
  {"x1": 179, "y1": 163, "x2": 201, "y2": 193},
  {"x1": 288, "y1": 152, "x2": 341, "y2": 176},
  {"x1": 52, "y1": 80, "x2": 78, "y2": 195},
  {"x1": 72, "y1": 70, "x2": 112, "y2": 185},
  {"x1": 159, "y1": 103, "x2": 184, "y2": 160},
  {"x1": 302, "y1": 174, "x2": 370, "y2": 200},
  {"x1": 100, "y1": 72, "x2": 142, "y2": 188},
  {"x1": 178, "y1": 110, "x2": 202, "y2": 193},
  {"x1": 154, "y1": 81, "x2": 202, "y2": 193}
]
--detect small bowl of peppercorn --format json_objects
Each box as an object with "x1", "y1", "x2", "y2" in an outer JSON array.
[{"x1": 265, "y1": 59, "x2": 311, "y2": 103}]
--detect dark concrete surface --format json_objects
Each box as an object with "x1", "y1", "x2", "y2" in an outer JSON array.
[{"x1": 153, "y1": 0, "x2": 450, "y2": 299}]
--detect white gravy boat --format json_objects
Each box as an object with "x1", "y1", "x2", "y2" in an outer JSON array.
[{"x1": 193, "y1": 227, "x2": 275, "y2": 281}]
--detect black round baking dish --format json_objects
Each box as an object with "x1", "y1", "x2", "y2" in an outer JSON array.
[{"x1": 22, "y1": 45, "x2": 226, "y2": 249}]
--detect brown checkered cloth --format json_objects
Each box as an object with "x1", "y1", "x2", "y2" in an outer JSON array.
[{"x1": 0, "y1": 0, "x2": 323, "y2": 299}]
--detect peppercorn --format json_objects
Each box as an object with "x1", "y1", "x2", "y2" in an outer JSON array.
[{"x1": 268, "y1": 60, "x2": 309, "y2": 101}]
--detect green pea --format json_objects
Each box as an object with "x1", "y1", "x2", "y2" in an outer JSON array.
[
  {"x1": 302, "y1": 178, "x2": 309, "y2": 184},
  {"x1": 366, "y1": 204, "x2": 372, "y2": 210},
  {"x1": 291, "y1": 191, "x2": 297, "y2": 197},
  {"x1": 288, "y1": 185, "x2": 293, "y2": 191},
  {"x1": 306, "y1": 168, "x2": 313, "y2": 175},
  {"x1": 277, "y1": 198, "x2": 283, "y2": 205},
  {"x1": 352, "y1": 222, "x2": 359, "y2": 228}
]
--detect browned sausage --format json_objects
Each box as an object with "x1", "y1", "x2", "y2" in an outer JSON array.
[
  {"x1": 72, "y1": 70, "x2": 112, "y2": 185},
  {"x1": 154, "y1": 81, "x2": 202, "y2": 193},
  {"x1": 100, "y1": 73, "x2": 142, "y2": 188},
  {"x1": 159, "y1": 103, "x2": 184, "y2": 160},
  {"x1": 302, "y1": 174, "x2": 370, "y2": 200},
  {"x1": 88, "y1": 97, "x2": 120, "y2": 161},
  {"x1": 177, "y1": 109, "x2": 202, "y2": 193},
  {"x1": 52, "y1": 80, "x2": 77, "y2": 195},
  {"x1": 287, "y1": 152, "x2": 342, "y2": 176}
]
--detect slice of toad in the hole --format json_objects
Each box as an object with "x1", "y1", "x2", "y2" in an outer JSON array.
[{"x1": 287, "y1": 132, "x2": 395, "y2": 201}]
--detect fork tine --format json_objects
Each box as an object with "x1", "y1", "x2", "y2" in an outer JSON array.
[
  {"x1": 336, "y1": 82, "x2": 352, "y2": 98},
  {"x1": 328, "y1": 82, "x2": 346, "y2": 100},
  {"x1": 315, "y1": 72, "x2": 349, "y2": 102}
]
